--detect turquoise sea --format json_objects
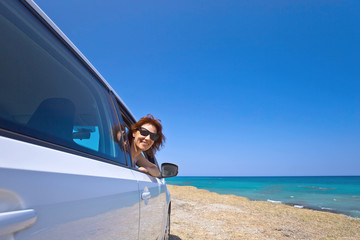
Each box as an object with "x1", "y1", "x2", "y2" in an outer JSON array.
[{"x1": 166, "y1": 176, "x2": 360, "y2": 218}]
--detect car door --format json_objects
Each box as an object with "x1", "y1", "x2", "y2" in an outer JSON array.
[
  {"x1": 132, "y1": 170, "x2": 167, "y2": 240},
  {"x1": 0, "y1": 139, "x2": 141, "y2": 240}
]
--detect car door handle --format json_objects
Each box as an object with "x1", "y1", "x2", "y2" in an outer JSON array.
[
  {"x1": 141, "y1": 191, "x2": 151, "y2": 200},
  {"x1": 0, "y1": 209, "x2": 37, "y2": 236}
]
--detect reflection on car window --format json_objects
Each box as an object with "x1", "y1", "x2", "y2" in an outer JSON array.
[
  {"x1": 111, "y1": 123, "x2": 132, "y2": 166},
  {"x1": 123, "y1": 125, "x2": 132, "y2": 164},
  {"x1": 73, "y1": 126, "x2": 99, "y2": 151}
]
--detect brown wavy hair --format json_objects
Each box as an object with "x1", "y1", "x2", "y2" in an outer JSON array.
[{"x1": 128, "y1": 114, "x2": 165, "y2": 157}]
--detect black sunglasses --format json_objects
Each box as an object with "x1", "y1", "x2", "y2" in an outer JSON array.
[{"x1": 138, "y1": 127, "x2": 160, "y2": 141}]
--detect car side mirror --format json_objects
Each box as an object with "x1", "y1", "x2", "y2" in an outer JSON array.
[{"x1": 160, "y1": 163, "x2": 178, "y2": 178}]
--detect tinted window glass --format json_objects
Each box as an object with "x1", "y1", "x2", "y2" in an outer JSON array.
[
  {"x1": 123, "y1": 125, "x2": 133, "y2": 166},
  {"x1": 0, "y1": 1, "x2": 126, "y2": 165},
  {"x1": 110, "y1": 95, "x2": 133, "y2": 166}
]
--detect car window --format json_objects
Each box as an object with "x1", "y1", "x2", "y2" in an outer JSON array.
[
  {"x1": 110, "y1": 95, "x2": 133, "y2": 166},
  {"x1": 123, "y1": 125, "x2": 132, "y2": 165},
  {"x1": 0, "y1": 1, "x2": 127, "y2": 165}
]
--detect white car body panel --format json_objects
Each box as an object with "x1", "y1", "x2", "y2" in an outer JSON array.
[{"x1": 0, "y1": 136, "x2": 140, "y2": 240}]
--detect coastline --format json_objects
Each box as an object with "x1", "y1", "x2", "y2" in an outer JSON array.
[
  {"x1": 279, "y1": 201, "x2": 345, "y2": 216},
  {"x1": 168, "y1": 185, "x2": 360, "y2": 240},
  {"x1": 166, "y1": 176, "x2": 360, "y2": 218}
]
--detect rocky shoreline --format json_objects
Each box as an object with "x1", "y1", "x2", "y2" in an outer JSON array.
[{"x1": 167, "y1": 185, "x2": 360, "y2": 240}]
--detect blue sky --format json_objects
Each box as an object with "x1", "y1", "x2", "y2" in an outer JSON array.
[{"x1": 36, "y1": 0, "x2": 360, "y2": 176}]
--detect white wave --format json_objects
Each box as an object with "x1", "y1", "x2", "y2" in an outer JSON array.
[
  {"x1": 294, "y1": 205, "x2": 304, "y2": 209},
  {"x1": 290, "y1": 196, "x2": 294, "y2": 198},
  {"x1": 321, "y1": 207, "x2": 333, "y2": 210},
  {"x1": 267, "y1": 199, "x2": 282, "y2": 204}
]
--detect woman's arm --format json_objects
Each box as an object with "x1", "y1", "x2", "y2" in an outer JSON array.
[{"x1": 135, "y1": 154, "x2": 160, "y2": 177}]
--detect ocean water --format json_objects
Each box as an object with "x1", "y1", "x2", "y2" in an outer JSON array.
[{"x1": 166, "y1": 176, "x2": 360, "y2": 218}]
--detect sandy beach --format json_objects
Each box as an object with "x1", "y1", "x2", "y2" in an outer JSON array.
[{"x1": 167, "y1": 185, "x2": 360, "y2": 240}]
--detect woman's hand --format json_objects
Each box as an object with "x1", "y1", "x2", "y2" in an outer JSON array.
[
  {"x1": 135, "y1": 155, "x2": 160, "y2": 177},
  {"x1": 138, "y1": 167, "x2": 149, "y2": 174}
]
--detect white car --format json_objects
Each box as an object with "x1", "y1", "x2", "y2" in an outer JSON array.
[{"x1": 0, "y1": 1, "x2": 178, "y2": 239}]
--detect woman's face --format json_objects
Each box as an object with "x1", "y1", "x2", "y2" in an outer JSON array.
[{"x1": 133, "y1": 123, "x2": 157, "y2": 152}]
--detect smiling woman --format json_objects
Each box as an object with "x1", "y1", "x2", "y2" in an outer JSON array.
[{"x1": 128, "y1": 114, "x2": 166, "y2": 177}]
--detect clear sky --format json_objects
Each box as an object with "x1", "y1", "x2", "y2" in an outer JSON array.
[{"x1": 35, "y1": 0, "x2": 360, "y2": 176}]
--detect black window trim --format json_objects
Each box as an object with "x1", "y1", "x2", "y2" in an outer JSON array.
[{"x1": 111, "y1": 94, "x2": 136, "y2": 126}]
